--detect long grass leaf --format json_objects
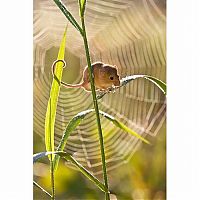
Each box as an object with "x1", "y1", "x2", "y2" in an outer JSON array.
[
  {"x1": 98, "y1": 111, "x2": 150, "y2": 144},
  {"x1": 53, "y1": 0, "x2": 83, "y2": 35},
  {"x1": 143, "y1": 76, "x2": 166, "y2": 95},
  {"x1": 121, "y1": 75, "x2": 166, "y2": 94},
  {"x1": 33, "y1": 181, "x2": 52, "y2": 198},
  {"x1": 53, "y1": 109, "x2": 149, "y2": 170},
  {"x1": 33, "y1": 152, "x2": 48, "y2": 163},
  {"x1": 44, "y1": 28, "x2": 67, "y2": 160},
  {"x1": 33, "y1": 151, "x2": 108, "y2": 193},
  {"x1": 97, "y1": 75, "x2": 166, "y2": 100},
  {"x1": 61, "y1": 153, "x2": 108, "y2": 193},
  {"x1": 53, "y1": 109, "x2": 93, "y2": 170}
]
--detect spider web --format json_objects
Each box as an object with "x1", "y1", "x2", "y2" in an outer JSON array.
[{"x1": 33, "y1": 0, "x2": 166, "y2": 175}]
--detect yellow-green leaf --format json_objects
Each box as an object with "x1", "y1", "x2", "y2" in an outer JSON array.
[
  {"x1": 33, "y1": 151, "x2": 108, "y2": 193},
  {"x1": 53, "y1": 109, "x2": 150, "y2": 171},
  {"x1": 78, "y1": 0, "x2": 86, "y2": 16},
  {"x1": 44, "y1": 27, "x2": 67, "y2": 160},
  {"x1": 98, "y1": 110, "x2": 150, "y2": 145}
]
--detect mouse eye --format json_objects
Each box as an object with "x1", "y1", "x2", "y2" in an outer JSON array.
[{"x1": 110, "y1": 76, "x2": 114, "y2": 80}]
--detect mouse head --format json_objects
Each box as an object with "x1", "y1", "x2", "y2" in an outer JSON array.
[{"x1": 100, "y1": 64, "x2": 120, "y2": 87}]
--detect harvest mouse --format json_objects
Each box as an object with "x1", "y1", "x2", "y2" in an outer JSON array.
[{"x1": 52, "y1": 60, "x2": 120, "y2": 91}]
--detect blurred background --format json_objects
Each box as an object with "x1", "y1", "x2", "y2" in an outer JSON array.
[{"x1": 33, "y1": 0, "x2": 166, "y2": 199}]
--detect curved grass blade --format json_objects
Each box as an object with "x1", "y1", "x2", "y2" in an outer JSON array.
[
  {"x1": 33, "y1": 181, "x2": 52, "y2": 198},
  {"x1": 53, "y1": 109, "x2": 149, "y2": 171},
  {"x1": 98, "y1": 110, "x2": 150, "y2": 145},
  {"x1": 60, "y1": 152, "x2": 108, "y2": 193},
  {"x1": 33, "y1": 151, "x2": 108, "y2": 193},
  {"x1": 97, "y1": 75, "x2": 166, "y2": 100},
  {"x1": 56, "y1": 109, "x2": 93, "y2": 151},
  {"x1": 121, "y1": 75, "x2": 166, "y2": 95},
  {"x1": 33, "y1": 152, "x2": 58, "y2": 163},
  {"x1": 33, "y1": 152, "x2": 48, "y2": 163},
  {"x1": 143, "y1": 75, "x2": 166, "y2": 95},
  {"x1": 53, "y1": 109, "x2": 93, "y2": 170},
  {"x1": 53, "y1": 0, "x2": 83, "y2": 35},
  {"x1": 45, "y1": 28, "x2": 67, "y2": 160}
]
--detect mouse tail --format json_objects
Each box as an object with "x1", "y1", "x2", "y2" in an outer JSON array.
[
  {"x1": 61, "y1": 81, "x2": 84, "y2": 88},
  {"x1": 51, "y1": 60, "x2": 84, "y2": 89}
]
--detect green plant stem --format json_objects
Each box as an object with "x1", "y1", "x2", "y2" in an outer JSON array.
[
  {"x1": 49, "y1": 97, "x2": 55, "y2": 200},
  {"x1": 80, "y1": 16, "x2": 110, "y2": 200},
  {"x1": 50, "y1": 157, "x2": 55, "y2": 200}
]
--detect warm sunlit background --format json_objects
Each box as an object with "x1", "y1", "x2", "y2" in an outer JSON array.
[{"x1": 33, "y1": 0, "x2": 166, "y2": 199}]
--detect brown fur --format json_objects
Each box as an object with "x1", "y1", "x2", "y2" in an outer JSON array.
[{"x1": 52, "y1": 60, "x2": 120, "y2": 91}]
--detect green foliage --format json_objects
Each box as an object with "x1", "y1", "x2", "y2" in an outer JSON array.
[
  {"x1": 53, "y1": 110, "x2": 93, "y2": 171},
  {"x1": 143, "y1": 76, "x2": 166, "y2": 95},
  {"x1": 97, "y1": 75, "x2": 166, "y2": 100},
  {"x1": 33, "y1": 0, "x2": 167, "y2": 199},
  {"x1": 99, "y1": 110, "x2": 150, "y2": 144},
  {"x1": 53, "y1": 109, "x2": 150, "y2": 172},
  {"x1": 121, "y1": 75, "x2": 166, "y2": 95},
  {"x1": 79, "y1": 0, "x2": 86, "y2": 17},
  {"x1": 33, "y1": 152, "x2": 108, "y2": 193},
  {"x1": 53, "y1": 0, "x2": 83, "y2": 35},
  {"x1": 33, "y1": 181, "x2": 52, "y2": 198},
  {"x1": 44, "y1": 28, "x2": 67, "y2": 160}
]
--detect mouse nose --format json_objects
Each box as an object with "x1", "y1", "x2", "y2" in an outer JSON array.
[{"x1": 114, "y1": 79, "x2": 120, "y2": 86}]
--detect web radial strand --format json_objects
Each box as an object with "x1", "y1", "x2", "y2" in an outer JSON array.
[{"x1": 33, "y1": 0, "x2": 166, "y2": 175}]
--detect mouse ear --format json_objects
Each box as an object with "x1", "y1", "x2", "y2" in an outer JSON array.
[
  {"x1": 99, "y1": 67, "x2": 106, "y2": 75},
  {"x1": 113, "y1": 66, "x2": 118, "y2": 74}
]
